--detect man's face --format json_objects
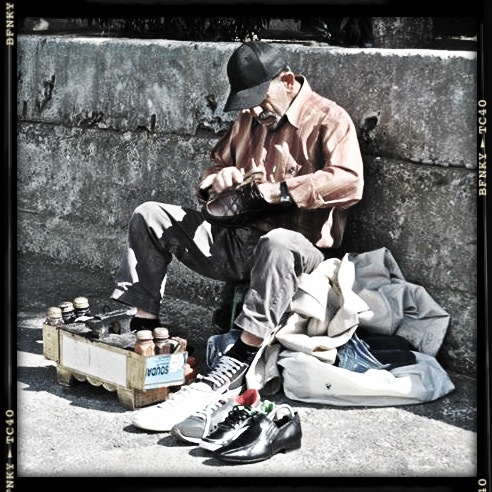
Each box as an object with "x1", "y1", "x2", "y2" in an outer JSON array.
[{"x1": 243, "y1": 77, "x2": 291, "y2": 131}]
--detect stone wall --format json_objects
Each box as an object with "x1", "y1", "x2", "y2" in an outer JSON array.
[{"x1": 16, "y1": 36, "x2": 478, "y2": 375}]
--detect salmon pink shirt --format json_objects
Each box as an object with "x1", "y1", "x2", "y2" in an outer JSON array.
[{"x1": 199, "y1": 76, "x2": 364, "y2": 249}]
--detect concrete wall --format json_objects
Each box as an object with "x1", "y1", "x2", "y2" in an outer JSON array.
[{"x1": 16, "y1": 36, "x2": 478, "y2": 375}]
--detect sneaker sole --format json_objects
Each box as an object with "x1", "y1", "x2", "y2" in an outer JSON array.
[
  {"x1": 131, "y1": 418, "x2": 175, "y2": 432},
  {"x1": 132, "y1": 407, "x2": 203, "y2": 433},
  {"x1": 170, "y1": 426, "x2": 203, "y2": 444}
]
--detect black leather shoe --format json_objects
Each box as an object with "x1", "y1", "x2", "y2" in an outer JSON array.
[
  {"x1": 200, "y1": 405, "x2": 255, "y2": 451},
  {"x1": 202, "y1": 182, "x2": 293, "y2": 227},
  {"x1": 199, "y1": 390, "x2": 262, "y2": 451},
  {"x1": 213, "y1": 404, "x2": 302, "y2": 464}
]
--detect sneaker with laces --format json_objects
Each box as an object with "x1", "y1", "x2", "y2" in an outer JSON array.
[
  {"x1": 171, "y1": 388, "x2": 260, "y2": 444},
  {"x1": 131, "y1": 355, "x2": 249, "y2": 432},
  {"x1": 199, "y1": 396, "x2": 276, "y2": 451}
]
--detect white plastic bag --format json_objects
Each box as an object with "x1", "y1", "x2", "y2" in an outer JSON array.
[{"x1": 278, "y1": 349, "x2": 455, "y2": 406}]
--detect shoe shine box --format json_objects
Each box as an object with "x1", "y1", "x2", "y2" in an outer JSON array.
[{"x1": 42, "y1": 309, "x2": 187, "y2": 409}]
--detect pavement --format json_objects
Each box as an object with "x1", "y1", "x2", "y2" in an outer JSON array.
[{"x1": 13, "y1": 252, "x2": 479, "y2": 480}]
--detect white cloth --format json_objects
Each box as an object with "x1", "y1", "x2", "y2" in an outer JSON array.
[{"x1": 289, "y1": 247, "x2": 450, "y2": 356}]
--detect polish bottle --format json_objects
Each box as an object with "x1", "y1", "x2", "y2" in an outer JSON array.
[
  {"x1": 134, "y1": 329, "x2": 155, "y2": 356},
  {"x1": 44, "y1": 307, "x2": 65, "y2": 327},
  {"x1": 73, "y1": 296, "x2": 92, "y2": 322},
  {"x1": 59, "y1": 301, "x2": 76, "y2": 324},
  {"x1": 153, "y1": 327, "x2": 171, "y2": 354}
]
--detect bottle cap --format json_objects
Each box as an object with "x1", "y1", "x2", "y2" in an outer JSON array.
[
  {"x1": 135, "y1": 330, "x2": 153, "y2": 340},
  {"x1": 153, "y1": 327, "x2": 169, "y2": 339},
  {"x1": 46, "y1": 306, "x2": 63, "y2": 319},
  {"x1": 59, "y1": 301, "x2": 74, "y2": 312},
  {"x1": 73, "y1": 297, "x2": 89, "y2": 309}
]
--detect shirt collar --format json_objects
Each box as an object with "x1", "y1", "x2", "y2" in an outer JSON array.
[{"x1": 284, "y1": 75, "x2": 311, "y2": 129}]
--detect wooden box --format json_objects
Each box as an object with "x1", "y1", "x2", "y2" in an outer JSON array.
[{"x1": 42, "y1": 319, "x2": 187, "y2": 410}]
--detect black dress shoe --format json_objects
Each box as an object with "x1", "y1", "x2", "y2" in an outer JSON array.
[
  {"x1": 199, "y1": 390, "x2": 262, "y2": 451},
  {"x1": 200, "y1": 405, "x2": 255, "y2": 451},
  {"x1": 213, "y1": 404, "x2": 302, "y2": 464},
  {"x1": 202, "y1": 182, "x2": 294, "y2": 227}
]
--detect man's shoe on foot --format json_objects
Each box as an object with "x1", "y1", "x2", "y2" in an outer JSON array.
[
  {"x1": 131, "y1": 355, "x2": 249, "y2": 432},
  {"x1": 171, "y1": 388, "x2": 259, "y2": 444}
]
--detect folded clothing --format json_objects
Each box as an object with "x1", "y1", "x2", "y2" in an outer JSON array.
[{"x1": 358, "y1": 330, "x2": 417, "y2": 370}]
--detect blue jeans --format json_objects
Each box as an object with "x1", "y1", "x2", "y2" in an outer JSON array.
[
  {"x1": 111, "y1": 202, "x2": 325, "y2": 339},
  {"x1": 336, "y1": 332, "x2": 390, "y2": 373},
  {"x1": 206, "y1": 329, "x2": 242, "y2": 369}
]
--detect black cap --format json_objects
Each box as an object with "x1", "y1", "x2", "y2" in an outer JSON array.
[{"x1": 224, "y1": 42, "x2": 288, "y2": 112}]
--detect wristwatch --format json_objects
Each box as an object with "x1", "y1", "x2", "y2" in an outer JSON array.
[{"x1": 279, "y1": 181, "x2": 293, "y2": 205}]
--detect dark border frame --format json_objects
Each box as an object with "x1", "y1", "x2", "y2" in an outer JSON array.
[{"x1": 4, "y1": 1, "x2": 489, "y2": 490}]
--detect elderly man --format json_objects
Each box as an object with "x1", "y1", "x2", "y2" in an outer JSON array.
[{"x1": 111, "y1": 41, "x2": 364, "y2": 433}]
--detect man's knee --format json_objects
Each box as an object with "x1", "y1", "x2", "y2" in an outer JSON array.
[
  {"x1": 132, "y1": 202, "x2": 185, "y2": 227},
  {"x1": 259, "y1": 228, "x2": 304, "y2": 252},
  {"x1": 128, "y1": 201, "x2": 174, "y2": 238},
  {"x1": 132, "y1": 201, "x2": 156, "y2": 219},
  {"x1": 258, "y1": 228, "x2": 324, "y2": 273}
]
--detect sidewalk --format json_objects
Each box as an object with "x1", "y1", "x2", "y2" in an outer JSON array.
[{"x1": 14, "y1": 253, "x2": 477, "y2": 478}]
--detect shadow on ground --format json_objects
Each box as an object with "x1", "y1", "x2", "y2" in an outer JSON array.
[{"x1": 16, "y1": 252, "x2": 477, "y2": 434}]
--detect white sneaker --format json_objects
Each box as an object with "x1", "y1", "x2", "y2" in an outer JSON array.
[{"x1": 132, "y1": 355, "x2": 249, "y2": 432}]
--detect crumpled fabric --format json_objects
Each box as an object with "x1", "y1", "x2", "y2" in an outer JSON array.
[
  {"x1": 288, "y1": 247, "x2": 450, "y2": 356},
  {"x1": 242, "y1": 247, "x2": 453, "y2": 403},
  {"x1": 347, "y1": 247, "x2": 450, "y2": 356}
]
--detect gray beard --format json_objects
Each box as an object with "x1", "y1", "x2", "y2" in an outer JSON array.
[{"x1": 255, "y1": 111, "x2": 282, "y2": 131}]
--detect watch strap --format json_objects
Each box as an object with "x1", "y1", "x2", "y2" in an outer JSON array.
[{"x1": 279, "y1": 181, "x2": 293, "y2": 205}]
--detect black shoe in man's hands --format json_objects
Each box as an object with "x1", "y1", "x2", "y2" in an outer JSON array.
[{"x1": 202, "y1": 182, "x2": 292, "y2": 227}]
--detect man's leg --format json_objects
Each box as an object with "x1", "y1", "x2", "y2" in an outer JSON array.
[
  {"x1": 111, "y1": 201, "x2": 261, "y2": 329},
  {"x1": 225, "y1": 228, "x2": 324, "y2": 364},
  {"x1": 131, "y1": 227, "x2": 325, "y2": 432},
  {"x1": 234, "y1": 228, "x2": 325, "y2": 340}
]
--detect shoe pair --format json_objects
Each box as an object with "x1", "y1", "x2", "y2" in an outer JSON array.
[
  {"x1": 172, "y1": 388, "x2": 302, "y2": 464},
  {"x1": 132, "y1": 355, "x2": 249, "y2": 432},
  {"x1": 131, "y1": 352, "x2": 302, "y2": 464}
]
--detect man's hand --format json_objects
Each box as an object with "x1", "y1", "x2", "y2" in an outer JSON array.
[
  {"x1": 257, "y1": 182, "x2": 282, "y2": 204},
  {"x1": 212, "y1": 167, "x2": 244, "y2": 195}
]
